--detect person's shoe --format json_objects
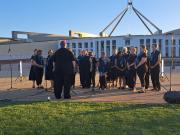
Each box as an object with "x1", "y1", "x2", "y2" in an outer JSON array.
[
  {"x1": 133, "y1": 88, "x2": 137, "y2": 93},
  {"x1": 64, "y1": 97, "x2": 71, "y2": 100},
  {"x1": 121, "y1": 87, "x2": 125, "y2": 90}
]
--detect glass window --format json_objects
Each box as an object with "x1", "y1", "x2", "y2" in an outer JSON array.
[
  {"x1": 146, "y1": 39, "x2": 150, "y2": 45},
  {"x1": 101, "y1": 41, "x2": 104, "y2": 52},
  {"x1": 106, "y1": 46, "x2": 110, "y2": 57},
  {"x1": 140, "y1": 39, "x2": 144, "y2": 45},
  {"x1": 78, "y1": 43, "x2": 82, "y2": 48},
  {"x1": 72, "y1": 43, "x2": 76, "y2": 48},
  {"x1": 172, "y1": 39, "x2": 176, "y2": 45},
  {"x1": 112, "y1": 40, "x2": 116, "y2": 46},
  {"x1": 90, "y1": 42, "x2": 93, "y2": 48},
  {"x1": 153, "y1": 39, "x2": 157, "y2": 44},
  {"x1": 165, "y1": 40, "x2": 169, "y2": 46},
  {"x1": 67, "y1": 43, "x2": 70, "y2": 48},
  {"x1": 96, "y1": 41, "x2": 99, "y2": 58},
  {"x1": 159, "y1": 39, "x2": 162, "y2": 51},
  {"x1": 125, "y1": 39, "x2": 130, "y2": 46},
  {"x1": 84, "y1": 42, "x2": 88, "y2": 48},
  {"x1": 106, "y1": 40, "x2": 110, "y2": 46},
  {"x1": 172, "y1": 47, "x2": 176, "y2": 57},
  {"x1": 165, "y1": 47, "x2": 169, "y2": 57}
]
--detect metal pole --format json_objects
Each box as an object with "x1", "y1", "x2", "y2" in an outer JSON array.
[
  {"x1": 133, "y1": 7, "x2": 153, "y2": 35},
  {"x1": 133, "y1": 7, "x2": 162, "y2": 33},
  {"x1": 100, "y1": 8, "x2": 128, "y2": 34},
  {"x1": 109, "y1": 8, "x2": 128, "y2": 37}
]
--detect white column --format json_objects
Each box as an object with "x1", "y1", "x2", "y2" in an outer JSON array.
[
  {"x1": 76, "y1": 42, "x2": 78, "y2": 58},
  {"x1": 110, "y1": 41, "x2": 112, "y2": 56},
  {"x1": 162, "y1": 40, "x2": 166, "y2": 57},
  {"x1": 98, "y1": 41, "x2": 101, "y2": 58},
  {"x1": 104, "y1": 40, "x2": 107, "y2": 55}
]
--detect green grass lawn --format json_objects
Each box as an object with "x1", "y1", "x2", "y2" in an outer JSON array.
[{"x1": 0, "y1": 102, "x2": 180, "y2": 135}]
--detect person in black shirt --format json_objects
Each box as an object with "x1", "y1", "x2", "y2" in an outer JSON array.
[
  {"x1": 127, "y1": 47, "x2": 137, "y2": 92},
  {"x1": 135, "y1": 45, "x2": 148, "y2": 93},
  {"x1": 89, "y1": 52, "x2": 97, "y2": 90},
  {"x1": 78, "y1": 50, "x2": 86, "y2": 88},
  {"x1": 29, "y1": 49, "x2": 37, "y2": 88},
  {"x1": 115, "y1": 51, "x2": 126, "y2": 89},
  {"x1": 145, "y1": 50, "x2": 150, "y2": 90},
  {"x1": 45, "y1": 49, "x2": 54, "y2": 90},
  {"x1": 122, "y1": 47, "x2": 129, "y2": 87},
  {"x1": 34, "y1": 49, "x2": 44, "y2": 89},
  {"x1": 150, "y1": 44, "x2": 161, "y2": 91},
  {"x1": 53, "y1": 40, "x2": 75, "y2": 99},
  {"x1": 109, "y1": 50, "x2": 118, "y2": 87}
]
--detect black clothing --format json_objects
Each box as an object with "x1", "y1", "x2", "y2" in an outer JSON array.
[
  {"x1": 79, "y1": 56, "x2": 91, "y2": 88},
  {"x1": 127, "y1": 54, "x2": 137, "y2": 89},
  {"x1": 109, "y1": 55, "x2": 118, "y2": 81},
  {"x1": 150, "y1": 50, "x2": 161, "y2": 90},
  {"x1": 136, "y1": 52, "x2": 147, "y2": 87},
  {"x1": 116, "y1": 56, "x2": 126, "y2": 77},
  {"x1": 53, "y1": 48, "x2": 75, "y2": 99},
  {"x1": 90, "y1": 56, "x2": 97, "y2": 87},
  {"x1": 29, "y1": 55, "x2": 36, "y2": 81},
  {"x1": 34, "y1": 55, "x2": 44, "y2": 86},
  {"x1": 45, "y1": 55, "x2": 54, "y2": 80}
]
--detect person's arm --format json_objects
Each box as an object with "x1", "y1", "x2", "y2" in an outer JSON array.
[
  {"x1": 136, "y1": 57, "x2": 147, "y2": 69},
  {"x1": 151, "y1": 53, "x2": 161, "y2": 69}
]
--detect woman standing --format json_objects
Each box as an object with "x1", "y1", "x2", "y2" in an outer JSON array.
[
  {"x1": 35, "y1": 49, "x2": 44, "y2": 89},
  {"x1": 135, "y1": 45, "x2": 148, "y2": 93},
  {"x1": 29, "y1": 49, "x2": 37, "y2": 88},
  {"x1": 127, "y1": 47, "x2": 137, "y2": 92},
  {"x1": 45, "y1": 49, "x2": 54, "y2": 90},
  {"x1": 98, "y1": 52, "x2": 110, "y2": 90},
  {"x1": 115, "y1": 51, "x2": 126, "y2": 89}
]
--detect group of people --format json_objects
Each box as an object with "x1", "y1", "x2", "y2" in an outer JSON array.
[{"x1": 29, "y1": 40, "x2": 161, "y2": 99}]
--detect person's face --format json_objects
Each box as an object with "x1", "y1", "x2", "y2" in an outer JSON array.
[
  {"x1": 140, "y1": 47, "x2": 144, "y2": 52},
  {"x1": 34, "y1": 50, "x2": 37, "y2": 55},
  {"x1": 152, "y1": 45, "x2": 156, "y2": 51},
  {"x1": 49, "y1": 50, "x2": 53, "y2": 56},
  {"x1": 130, "y1": 48, "x2": 135, "y2": 54},
  {"x1": 101, "y1": 53, "x2": 105, "y2": 58},
  {"x1": 123, "y1": 48, "x2": 127, "y2": 54}
]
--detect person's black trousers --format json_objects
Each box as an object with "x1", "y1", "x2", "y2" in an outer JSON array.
[
  {"x1": 145, "y1": 71, "x2": 150, "y2": 89},
  {"x1": 35, "y1": 68, "x2": 43, "y2": 86},
  {"x1": 54, "y1": 72, "x2": 72, "y2": 99},
  {"x1": 150, "y1": 67, "x2": 161, "y2": 90},
  {"x1": 137, "y1": 68, "x2": 146, "y2": 88},
  {"x1": 99, "y1": 75, "x2": 107, "y2": 89},
  {"x1": 90, "y1": 71, "x2": 96, "y2": 88},
  {"x1": 71, "y1": 72, "x2": 76, "y2": 87},
  {"x1": 127, "y1": 68, "x2": 136, "y2": 89},
  {"x1": 80, "y1": 70, "x2": 86, "y2": 88}
]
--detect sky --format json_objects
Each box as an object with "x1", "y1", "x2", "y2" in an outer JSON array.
[{"x1": 0, "y1": 0, "x2": 180, "y2": 37}]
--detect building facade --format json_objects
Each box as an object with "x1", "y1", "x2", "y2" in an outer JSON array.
[{"x1": 66, "y1": 34, "x2": 180, "y2": 58}]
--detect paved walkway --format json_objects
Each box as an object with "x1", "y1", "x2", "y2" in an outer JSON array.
[{"x1": 0, "y1": 71, "x2": 179, "y2": 104}]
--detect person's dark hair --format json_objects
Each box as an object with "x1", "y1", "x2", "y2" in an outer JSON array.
[
  {"x1": 152, "y1": 43, "x2": 158, "y2": 48},
  {"x1": 60, "y1": 40, "x2": 67, "y2": 48},
  {"x1": 34, "y1": 49, "x2": 38, "y2": 52},
  {"x1": 37, "y1": 49, "x2": 42, "y2": 55},
  {"x1": 117, "y1": 51, "x2": 122, "y2": 56},
  {"x1": 140, "y1": 45, "x2": 146, "y2": 49}
]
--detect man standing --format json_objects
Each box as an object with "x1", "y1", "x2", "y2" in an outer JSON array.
[
  {"x1": 53, "y1": 40, "x2": 75, "y2": 99},
  {"x1": 150, "y1": 44, "x2": 161, "y2": 91}
]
